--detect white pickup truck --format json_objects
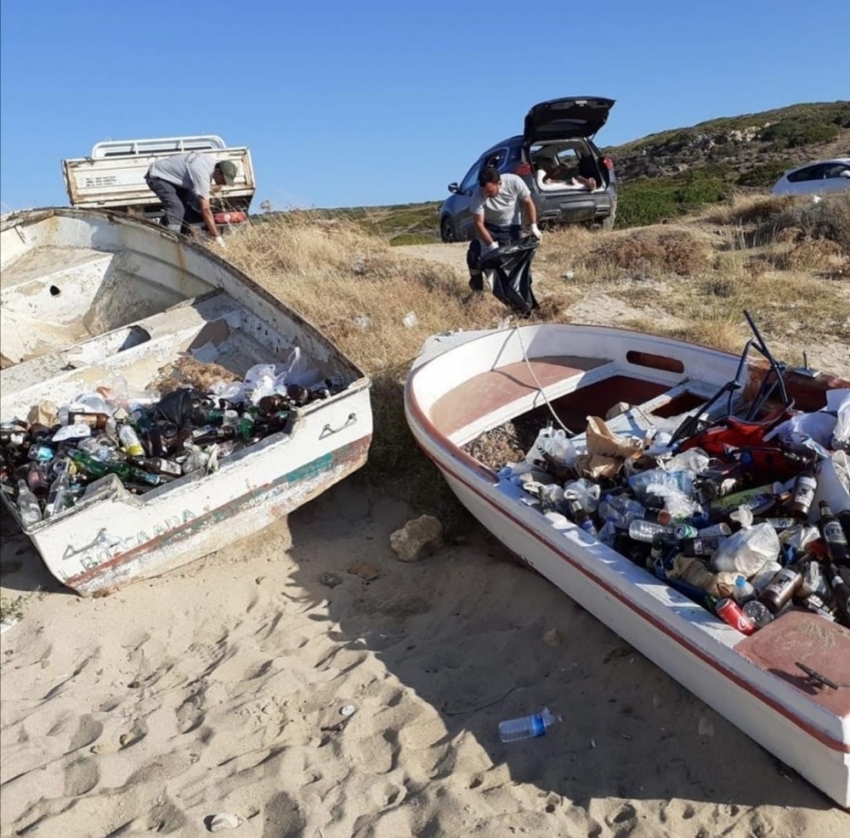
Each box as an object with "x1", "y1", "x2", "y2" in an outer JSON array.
[{"x1": 62, "y1": 135, "x2": 256, "y2": 226}]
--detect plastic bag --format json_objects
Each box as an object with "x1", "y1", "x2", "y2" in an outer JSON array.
[
  {"x1": 273, "y1": 347, "x2": 321, "y2": 390},
  {"x1": 525, "y1": 427, "x2": 577, "y2": 470},
  {"x1": 564, "y1": 478, "x2": 601, "y2": 513},
  {"x1": 151, "y1": 388, "x2": 205, "y2": 429},
  {"x1": 210, "y1": 379, "x2": 248, "y2": 403},
  {"x1": 832, "y1": 391, "x2": 850, "y2": 450},
  {"x1": 711, "y1": 507, "x2": 780, "y2": 576},
  {"x1": 627, "y1": 468, "x2": 696, "y2": 502},
  {"x1": 97, "y1": 375, "x2": 160, "y2": 411},
  {"x1": 644, "y1": 483, "x2": 703, "y2": 520},
  {"x1": 659, "y1": 447, "x2": 711, "y2": 475},
  {"x1": 72, "y1": 392, "x2": 112, "y2": 416}
]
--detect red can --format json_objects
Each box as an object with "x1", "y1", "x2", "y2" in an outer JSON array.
[{"x1": 714, "y1": 597, "x2": 757, "y2": 635}]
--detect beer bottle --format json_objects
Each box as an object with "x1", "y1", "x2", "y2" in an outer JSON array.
[
  {"x1": 789, "y1": 466, "x2": 817, "y2": 519},
  {"x1": 759, "y1": 567, "x2": 802, "y2": 614},
  {"x1": 681, "y1": 534, "x2": 729, "y2": 557},
  {"x1": 16, "y1": 479, "x2": 43, "y2": 527},
  {"x1": 826, "y1": 563, "x2": 850, "y2": 625},
  {"x1": 286, "y1": 384, "x2": 310, "y2": 407},
  {"x1": 838, "y1": 510, "x2": 850, "y2": 545},
  {"x1": 817, "y1": 501, "x2": 850, "y2": 566},
  {"x1": 118, "y1": 425, "x2": 145, "y2": 457},
  {"x1": 568, "y1": 498, "x2": 598, "y2": 537},
  {"x1": 67, "y1": 412, "x2": 110, "y2": 430},
  {"x1": 127, "y1": 456, "x2": 183, "y2": 477},
  {"x1": 28, "y1": 423, "x2": 53, "y2": 442},
  {"x1": 44, "y1": 471, "x2": 70, "y2": 519},
  {"x1": 67, "y1": 449, "x2": 161, "y2": 487},
  {"x1": 26, "y1": 463, "x2": 50, "y2": 498},
  {"x1": 257, "y1": 394, "x2": 289, "y2": 415}
]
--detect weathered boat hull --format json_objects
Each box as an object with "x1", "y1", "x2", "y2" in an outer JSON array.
[
  {"x1": 405, "y1": 324, "x2": 850, "y2": 807},
  {"x1": 1, "y1": 208, "x2": 372, "y2": 595}
]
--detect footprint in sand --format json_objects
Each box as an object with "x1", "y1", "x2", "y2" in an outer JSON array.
[
  {"x1": 262, "y1": 791, "x2": 306, "y2": 838},
  {"x1": 175, "y1": 690, "x2": 206, "y2": 735},
  {"x1": 63, "y1": 757, "x2": 99, "y2": 797},
  {"x1": 68, "y1": 714, "x2": 104, "y2": 752}
]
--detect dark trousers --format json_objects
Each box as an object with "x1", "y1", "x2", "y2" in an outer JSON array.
[
  {"x1": 145, "y1": 176, "x2": 203, "y2": 234},
  {"x1": 467, "y1": 223, "x2": 521, "y2": 290}
]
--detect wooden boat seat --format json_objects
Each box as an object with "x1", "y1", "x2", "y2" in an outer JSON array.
[{"x1": 431, "y1": 355, "x2": 612, "y2": 439}]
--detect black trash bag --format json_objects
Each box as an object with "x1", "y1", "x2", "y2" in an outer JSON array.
[
  {"x1": 478, "y1": 236, "x2": 540, "y2": 315},
  {"x1": 150, "y1": 387, "x2": 207, "y2": 430}
]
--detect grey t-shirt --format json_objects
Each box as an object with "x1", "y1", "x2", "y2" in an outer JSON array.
[
  {"x1": 469, "y1": 173, "x2": 531, "y2": 227},
  {"x1": 147, "y1": 152, "x2": 216, "y2": 199}
]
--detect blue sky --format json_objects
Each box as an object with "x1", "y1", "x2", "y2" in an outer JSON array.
[{"x1": 1, "y1": 0, "x2": 847, "y2": 212}]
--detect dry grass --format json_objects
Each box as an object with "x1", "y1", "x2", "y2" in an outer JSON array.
[
  {"x1": 585, "y1": 228, "x2": 713, "y2": 277},
  {"x1": 226, "y1": 216, "x2": 508, "y2": 531},
  {"x1": 222, "y1": 205, "x2": 849, "y2": 526}
]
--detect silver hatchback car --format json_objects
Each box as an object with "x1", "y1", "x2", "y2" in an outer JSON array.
[{"x1": 771, "y1": 158, "x2": 850, "y2": 196}]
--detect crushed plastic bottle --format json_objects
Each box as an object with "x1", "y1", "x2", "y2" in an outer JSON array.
[{"x1": 498, "y1": 708, "x2": 561, "y2": 742}]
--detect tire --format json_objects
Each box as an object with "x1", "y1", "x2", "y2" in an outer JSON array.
[
  {"x1": 440, "y1": 216, "x2": 457, "y2": 243},
  {"x1": 600, "y1": 199, "x2": 617, "y2": 231}
]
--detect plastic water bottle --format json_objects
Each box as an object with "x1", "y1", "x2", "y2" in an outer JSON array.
[
  {"x1": 498, "y1": 708, "x2": 561, "y2": 743},
  {"x1": 732, "y1": 575, "x2": 756, "y2": 604},
  {"x1": 742, "y1": 599, "x2": 774, "y2": 628},
  {"x1": 628, "y1": 519, "x2": 674, "y2": 543}
]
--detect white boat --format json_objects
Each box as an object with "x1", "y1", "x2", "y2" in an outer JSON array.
[
  {"x1": 404, "y1": 321, "x2": 850, "y2": 808},
  {"x1": 1, "y1": 208, "x2": 372, "y2": 596}
]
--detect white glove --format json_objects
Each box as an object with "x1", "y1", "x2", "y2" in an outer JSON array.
[
  {"x1": 530, "y1": 223, "x2": 542, "y2": 240},
  {"x1": 214, "y1": 235, "x2": 227, "y2": 249},
  {"x1": 486, "y1": 241, "x2": 499, "y2": 252}
]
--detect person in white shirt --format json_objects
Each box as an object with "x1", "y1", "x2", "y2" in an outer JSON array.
[
  {"x1": 145, "y1": 152, "x2": 237, "y2": 246},
  {"x1": 467, "y1": 166, "x2": 541, "y2": 290}
]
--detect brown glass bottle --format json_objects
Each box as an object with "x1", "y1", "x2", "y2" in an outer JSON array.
[
  {"x1": 258, "y1": 394, "x2": 290, "y2": 415},
  {"x1": 26, "y1": 463, "x2": 50, "y2": 498},
  {"x1": 827, "y1": 563, "x2": 850, "y2": 626},
  {"x1": 759, "y1": 567, "x2": 802, "y2": 614},
  {"x1": 67, "y1": 412, "x2": 110, "y2": 430}
]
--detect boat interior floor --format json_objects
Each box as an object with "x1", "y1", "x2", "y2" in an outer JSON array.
[{"x1": 1, "y1": 290, "x2": 332, "y2": 418}]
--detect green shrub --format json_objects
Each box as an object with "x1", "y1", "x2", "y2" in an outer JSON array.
[
  {"x1": 737, "y1": 160, "x2": 795, "y2": 188},
  {"x1": 617, "y1": 171, "x2": 727, "y2": 228},
  {"x1": 758, "y1": 119, "x2": 840, "y2": 149}
]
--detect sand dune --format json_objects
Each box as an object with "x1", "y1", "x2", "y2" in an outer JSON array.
[{"x1": 1, "y1": 480, "x2": 848, "y2": 837}]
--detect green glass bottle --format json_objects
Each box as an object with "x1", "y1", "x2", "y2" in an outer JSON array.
[{"x1": 68, "y1": 450, "x2": 161, "y2": 486}]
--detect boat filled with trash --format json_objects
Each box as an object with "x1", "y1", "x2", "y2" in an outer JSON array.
[
  {"x1": 0, "y1": 208, "x2": 372, "y2": 596},
  {"x1": 498, "y1": 402, "x2": 850, "y2": 633},
  {"x1": 405, "y1": 311, "x2": 850, "y2": 806},
  {"x1": 1, "y1": 357, "x2": 347, "y2": 525}
]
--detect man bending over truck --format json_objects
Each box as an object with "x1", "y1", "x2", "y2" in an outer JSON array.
[{"x1": 144, "y1": 152, "x2": 237, "y2": 246}]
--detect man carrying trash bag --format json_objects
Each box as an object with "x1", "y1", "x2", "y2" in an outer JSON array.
[
  {"x1": 466, "y1": 166, "x2": 541, "y2": 314},
  {"x1": 466, "y1": 166, "x2": 541, "y2": 309}
]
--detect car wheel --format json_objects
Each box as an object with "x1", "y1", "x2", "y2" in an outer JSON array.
[
  {"x1": 440, "y1": 217, "x2": 457, "y2": 243},
  {"x1": 601, "y1": 199, "x2": 617, "y2": 231}
]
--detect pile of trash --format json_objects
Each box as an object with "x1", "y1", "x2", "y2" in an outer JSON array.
[
  {"x1": 0, "y1": 350, "x2": 343, "y2": 527},
  {"x1": 497, "y1": 390, "x2": 850, "y2": 633}
]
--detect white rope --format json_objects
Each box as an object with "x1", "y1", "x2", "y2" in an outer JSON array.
[{"x1": 513, "y1": 324, "x2": 576, "y2": 436}]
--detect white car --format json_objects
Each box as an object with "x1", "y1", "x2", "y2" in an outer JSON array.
[{"x1": 771, "y1": 157, "x2": 850, "y2": 196}]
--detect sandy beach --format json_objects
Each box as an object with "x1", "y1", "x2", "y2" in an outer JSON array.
[{"x1": 2, "y1": 475, "x2": 849, "y2": 837}]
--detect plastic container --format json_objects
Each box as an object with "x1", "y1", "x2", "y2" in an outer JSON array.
[
  {"x1": 498, "y1": 708, "x2": 561, "y2": 743},
  {"x1": 628, "y1": 519, "x2": 674, "y2": 543}
]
